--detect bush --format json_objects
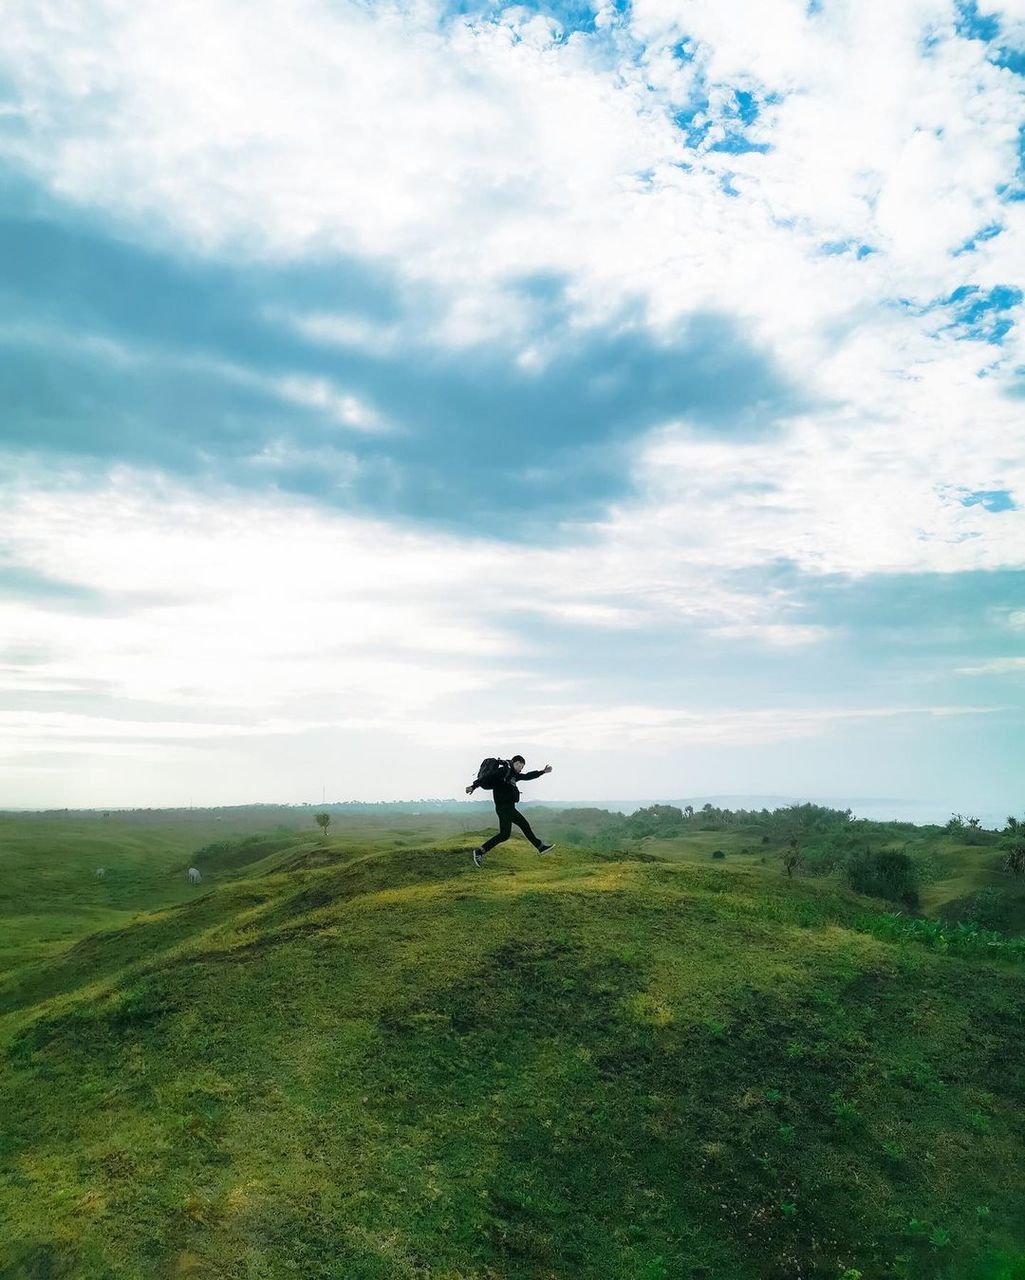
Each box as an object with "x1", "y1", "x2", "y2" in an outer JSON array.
[
  {"x1": 965, "y1": 887, "x2": 1011, "y2": 931},
  {"x1": 711, "y1": 850, "x2": 726, "y2": 860},
  {"x1": 844, "y1": 849, "x2": 919, "y2": 906},
  {"x1": 1004, "y1": 844, "x2": 1025, "y2": 876},
  {"x1": 798, "y1": 847, "x2": 842, "y2": 877},
  {"x1": 797, "y1": 829, "x2": 865, "y2": 878}
]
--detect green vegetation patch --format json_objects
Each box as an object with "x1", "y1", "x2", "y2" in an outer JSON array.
[{"x1": 2, "y1": 814, "x2": 1025, "y2": 1278}]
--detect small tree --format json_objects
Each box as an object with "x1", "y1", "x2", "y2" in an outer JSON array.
[
  {"x1": 314, "y1": 811, "x2": 331, "y2": 839},
  {"x1": 1004, "y1": 844, "x2": 1025, "y2": 876}
]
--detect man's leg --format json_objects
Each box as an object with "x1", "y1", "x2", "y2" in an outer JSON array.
[
  {"x1": 480, "y1": 806, "x2": 514, "y2": 853},
  {"x1": 510, "y1": 807, "x2": 543, "y2": 849}
]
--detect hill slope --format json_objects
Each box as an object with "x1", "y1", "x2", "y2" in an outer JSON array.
[{"x1": 2, "y1": 829, "x2": 1025, "y2": 1280}]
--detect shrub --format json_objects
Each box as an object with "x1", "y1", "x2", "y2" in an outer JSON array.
[
  {"x1": 864, "y1": 913, "x2": 1025, "y2": 962},
  {"x1": 844, "y1": 848, "x2": 919, "y2": 906},
  {"x1": 799, "y1": 847, "x2": 842, "y2": 876},
  {"x1": 964, "y1": 887, "x2": 1010, "y2": 931},
  {"x1": 711, "y1": 850, "x2": 726, "y2": 860},
  {"x1": 1004, "y1": 844, "x2": 1025, "y2": 876}
]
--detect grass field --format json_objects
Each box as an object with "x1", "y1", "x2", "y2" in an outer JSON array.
[{"x1": 2, "y1": 807, "x2": 1024, "y2": 1280}]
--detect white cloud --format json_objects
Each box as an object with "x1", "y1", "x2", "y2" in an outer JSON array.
[
  {"x1": 0, "y1": 465, "x2": 1017, "y2": 806},
  {"x1": 2, "y1": 0, "x2": 1023, "y2": 587},
  {"x1": 1, "y1": 1, "x2": 1024, "y2": 806},
  {"x1": 709, "y1": 622, "x2": 831, "y2": 647},
  {"x1": 271, "y1": 376, "x2": 385, "y2": 432},
  {"x1": 609, "y1": 384, "x2": 1025, "y2": 579},
  {"x1": 4, "y1": 0, "x2": 1019, "y2": 331},
  {"x1": 425, "y1": 698, "x2": 1004, "y2": 752},
  {"x1": 957, "y1": 656, "x2": 1025, "y2": 674},
  {"x1": 0, "y1": 466, "x2": 828, "y2": 728},
  {"x1": 0, "y1": 480, "x2": 517, "y2": 714},
  {"x1": 275, "y1": 309, "x2": 401, "y2": 356},
  {"x1": 0, "y1": 711, "x2": 339, "y2": 743}
]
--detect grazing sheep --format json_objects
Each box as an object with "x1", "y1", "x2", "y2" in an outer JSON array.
[
  {"x1": 95, "y1": 867, "x2": 106, "y2": 880},
  {"x1": 187, "y1": 866, "x2": 202, "y2": 885}
]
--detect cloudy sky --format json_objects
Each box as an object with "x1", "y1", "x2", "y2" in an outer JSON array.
[{"x1": 1, "y1": 0, "x2": 1023, "y2": 816}]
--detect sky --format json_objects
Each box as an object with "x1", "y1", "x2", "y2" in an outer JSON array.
[{"x1": 0, "y1": 0, "x2": 1023, "y2": 818}]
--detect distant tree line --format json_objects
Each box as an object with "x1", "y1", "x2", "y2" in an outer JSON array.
[
  {"x1": 550, "y1": 801, "x2": 1025, "y2": 911},
  {"x1": 556, "y1": 801, "x2": 858, "y2": 846}
]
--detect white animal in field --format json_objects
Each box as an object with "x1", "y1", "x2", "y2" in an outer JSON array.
[
  {"x1": 187, "y1": 867, "x2": 202, "y2": 885},
  {"x1": 95, "y1": 867, "x2": 106, "y2": 880}
]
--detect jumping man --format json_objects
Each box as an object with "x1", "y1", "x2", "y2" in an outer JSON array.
[{"x1": 466, "y1": 755, "x2": 556, "y2": 867}]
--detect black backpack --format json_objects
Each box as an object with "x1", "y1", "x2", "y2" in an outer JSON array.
[{"x1": 475, "y1": 757, "x2": 510, "y2": 790}]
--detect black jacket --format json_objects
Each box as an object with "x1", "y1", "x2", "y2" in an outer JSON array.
[{"x1": 475, "y1": 765, "x2": 545, "y2": 806}]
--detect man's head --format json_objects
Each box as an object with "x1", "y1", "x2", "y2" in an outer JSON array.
[{"x1": 510, "y1": 754, "x2": 525, "y2": 773}]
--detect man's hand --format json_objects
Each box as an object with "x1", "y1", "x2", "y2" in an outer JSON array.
[
  {"x1": 465, "y1": 784, "x2": 475, "y2": 795},
  {"x1": 542, "y1": 764, "x2": 553, "y2": 774}
]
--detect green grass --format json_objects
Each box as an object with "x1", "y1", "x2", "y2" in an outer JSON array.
[{"x1": 2, "y1": 812, "x2": 1025, "y2": 1279}]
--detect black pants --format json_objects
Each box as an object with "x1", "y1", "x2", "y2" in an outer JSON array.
[{"x1": 480, "y1": 803, "x2": 541, "y2": 853}]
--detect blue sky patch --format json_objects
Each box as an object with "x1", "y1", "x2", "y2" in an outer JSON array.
[
  {"x1": 955, "y1": 0, "x2": 1001, "y2": 42},
  {"x1": 673, "y1": 103, "x2": 712, "y2": 149},
  {"x1": 953, "y1": 223, "x2": 1003, "y2": 255},
  {"x1": 944, "y1": 283, "x2": 1023, "y2": 343},
  {"x1": 673, "y1": 86, "x2": 777, "y2": 155},
  {"x1": 820, "y1": 239, "x2": 877, "y2": 259},
  {"x1": 709, "y1": 135, "x2": 772, "y2": 156},
  {"x1": 448, "y1": 0, "x2": 588, "y2": 26},
  {"x1": 959, "y1": 488, "x2": 1017, "y2": 512},
  {"x1": 733, "y1": 89, "x2": 759, "y2": 125},
  {"x1": 992, "y1": 44, "x2": 1025, "y2": 75}
]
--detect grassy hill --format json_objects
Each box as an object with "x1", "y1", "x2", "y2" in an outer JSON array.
[{"x1": 2, "y1": 810, "x2": 1024, "y2": 1280}]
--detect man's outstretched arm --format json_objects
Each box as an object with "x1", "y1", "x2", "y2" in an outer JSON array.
[{"x1": 518, "y1": 765, "x2": 553, "y2": 782}]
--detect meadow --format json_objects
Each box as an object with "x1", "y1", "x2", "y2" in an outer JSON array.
[{"x1": 1, "y1": 803, "x2": 1024, "y2": 1280}]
